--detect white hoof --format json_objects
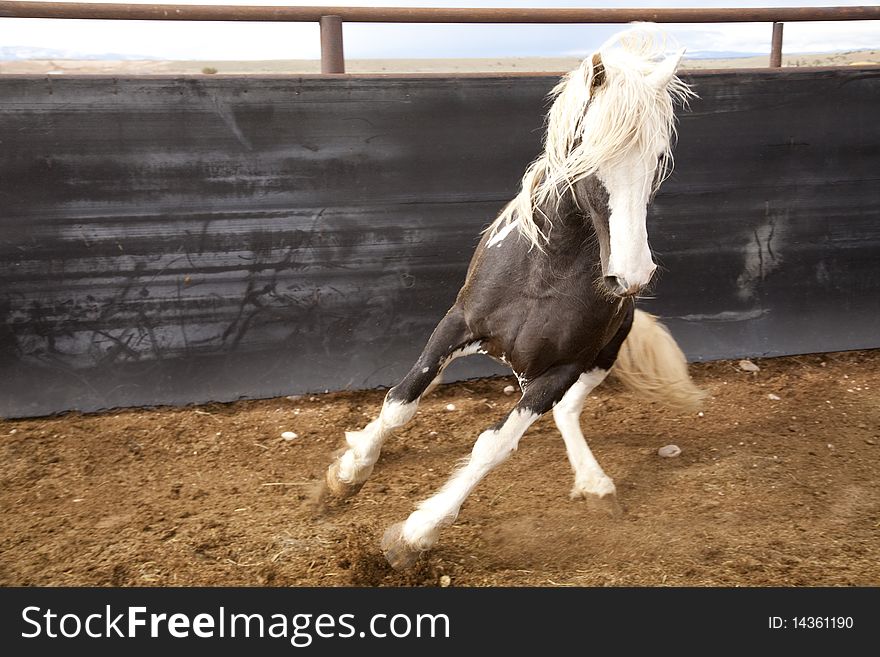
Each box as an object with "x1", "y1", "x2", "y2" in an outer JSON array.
[
  {"x1": 325, "y1": 461, "x2": 365, "y2": 499},
  {"x1": 570, "y1": 475, "x2": 616, "y2": 500},
  {"x1": 380, "y1": 522, "x2": 423, "y2": 570},
  {"x1": 570, "y1": 477, "x2": 622, "y2": 517}
]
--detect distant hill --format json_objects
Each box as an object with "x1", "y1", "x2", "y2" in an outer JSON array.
[
  {"x1": 685, "y1": 51, "x2": 763, "y2": 59},
  {"x1": 0, "y1": 49, "x2": 877, "y2": 75},
  {"x1": 0, "y1": 46, "x2": 156, "y2": 61}
]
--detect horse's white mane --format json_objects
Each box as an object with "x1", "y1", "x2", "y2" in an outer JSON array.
[{"x1": 488, "y1": 25, "x2": 695, "y2": 251}]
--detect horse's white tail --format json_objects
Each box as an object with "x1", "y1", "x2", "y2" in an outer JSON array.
[{"x1": 611, "y1": 309, "x2": 705, "y2": 411}]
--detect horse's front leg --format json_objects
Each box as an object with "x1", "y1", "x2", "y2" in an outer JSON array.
[
  {"x1": 322, "y1": 308, "x2": 471, "y2": 500},
  {"x1": 381, "y1": 363, "x2": 583, "y2": 569},
  {"x1": 554, "y1": 306, "x2": 632, "y2": 513},
  {"x1": 553, "y1": 369, "x2": 619, "y2": 511}
]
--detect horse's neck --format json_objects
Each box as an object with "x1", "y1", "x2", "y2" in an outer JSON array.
[
  {"x1": 537, "y1": 188, "x2": 596, "y2": 244},
  {"x1": 529, "y1": 193, "x2": 601, "y2": 272}
]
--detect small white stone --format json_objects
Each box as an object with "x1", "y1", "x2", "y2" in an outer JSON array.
[
  {"x1": 503, "y1": 385, "x2": 516, "y2": 395},
  {"x1": 768, "y1": 393, "x2": 781, "y2": 401},
  {"x1": 445, "y1": 403, "x2": 456, "y2": 411},
  {"x1": 698, "y1": 411, "x2": 704, "y2": 417},
  {"x1": 439, "y1": 575, "x2": 452, "y2": 587},
  {"x1": 281, "y1": 431, "x2": 298, "y2": 441},
  {"x1": 658, "y1": 444, "x2": 682, "y2": 458},
  {"x1": 738, "y1": 359, "x2": 760, "y2": 372}
]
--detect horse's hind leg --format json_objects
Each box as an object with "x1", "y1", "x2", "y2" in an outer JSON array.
[
  {"x1": 323, "y1": 308, "x2": 472, "y2": 500},
  {"x1": 381, "y1": 363, "x2": 582, "y2": 569}
]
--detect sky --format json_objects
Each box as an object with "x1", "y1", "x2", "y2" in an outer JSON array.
[{"x1": 0, "y1": 0, "x2": 878, "y2": 60}]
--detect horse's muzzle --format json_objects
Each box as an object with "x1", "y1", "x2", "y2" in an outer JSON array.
[{"x1": 603, "y1": 275, "x2": 642, "y2": 297}]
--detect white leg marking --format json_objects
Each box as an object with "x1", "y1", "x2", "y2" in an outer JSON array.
[
  {"x1": 447, "y1": 341, "x2": 483, "y2": 360},
  {"x1": 423, "y1": 340, "x2": 483, "y2": 398},
  {"x1": 552, "y1": 369, "x2": 616, "y2": 498},
  {"x1": 401, "y1": 408, "x2": 539, "y2": 550},
  {"x1": 335, "y1": 341, "x2": 489, "y2": 491},
  {"x1": 335, "y1": 399, "x2": 418, "y2": 484}
]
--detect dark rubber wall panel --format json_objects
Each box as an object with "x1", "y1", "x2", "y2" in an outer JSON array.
[{"x1": 1, "y1": 69, "x2": 878, "y2": 417}]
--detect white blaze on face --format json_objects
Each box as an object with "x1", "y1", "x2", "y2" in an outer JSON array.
[
  {"x1": 596, "y1": 148, "x2": 658, "y2": 293},
  {"x1": 585, "y1": 45, "x2": 685, "y2": 295}
]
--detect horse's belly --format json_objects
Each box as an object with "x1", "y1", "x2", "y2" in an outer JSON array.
[{"x1": 470, "y1": 301, "x2": 623, "y2": 379}]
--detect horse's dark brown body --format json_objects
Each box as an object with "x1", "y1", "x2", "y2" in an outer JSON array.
[{"x1": 387, "y1": 179, "x2": 633, "y2": 417}]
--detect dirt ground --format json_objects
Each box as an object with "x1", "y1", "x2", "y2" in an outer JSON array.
[{"x1": 1, "y1": 350, "x2": 878, "y2": 587}]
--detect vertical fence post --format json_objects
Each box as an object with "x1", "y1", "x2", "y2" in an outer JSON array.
[
  {"x1": 320, "y1": 15, "x2": 345, "y2": 74},
  {"x1": 770, "y1": 22, "x2": 784, "y2": 68}
]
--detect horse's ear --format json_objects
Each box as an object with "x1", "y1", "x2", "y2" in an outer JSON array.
[
  {"x1": 646, "y1": 47, "x2": 686, "y2": 89},
  {"x1": 590, "y1": 52, "x2": 606, "y2": 91}
]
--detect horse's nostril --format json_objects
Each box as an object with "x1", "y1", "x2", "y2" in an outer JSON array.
[{"x1": 603, "y1": 275, "x2": 628, "y2": 296}]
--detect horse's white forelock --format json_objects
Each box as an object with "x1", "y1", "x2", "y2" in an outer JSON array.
[{"x1": 488, "y1": 24, "x2": 696, "y2": 251}]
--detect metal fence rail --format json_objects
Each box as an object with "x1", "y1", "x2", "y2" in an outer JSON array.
[{"x1": 1, "y1": 2, "x2": 879, "y2": 72}]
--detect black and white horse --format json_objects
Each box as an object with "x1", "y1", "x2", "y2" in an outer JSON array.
[{"x1": 320, "y1": 27, "x2": 704, "y2": 569}]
